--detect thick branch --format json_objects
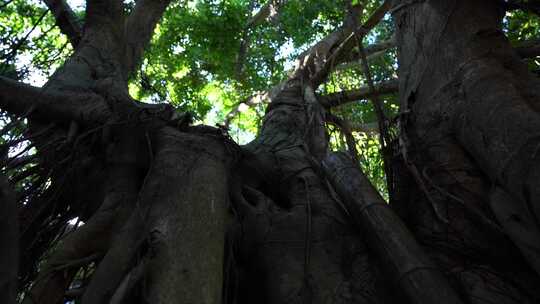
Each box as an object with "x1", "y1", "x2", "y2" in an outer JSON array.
[
  {"x1": 337, "y1": 37, "x2": 395, "y2": 70},
  {"x1": 226, "y1": 2, "x2": 392, "y2": 126},
  {"x1": 54, "y1": 0, "x2": 126, "y2": 88},
  {"x1": 42, "y1": 0, "x2": 82, "y2": 47},
  {"x1": 0, "y1": 76, "x2": 111, "y2": 125},
  {"x1": 297, "y1": 0, "x2": 392, "y2": 86},
  {"x1": 226, "y1": 54, "x2": 396, "y2": 127},
  {"x1": 322, "y1": 152, "x2": 464, "y2": 304},
  {"x1": 85, "y1": 0, "x2": 124, "y2": 27},
  {"x1": 124, "y1": 0, "x2": 172, "y2": 76},
  {"x1": 319, "y1": 79, "x2": 398, "y2": 108},
  {"x1": 226, "y1": 3, "x2": 393, "y2": 125}
]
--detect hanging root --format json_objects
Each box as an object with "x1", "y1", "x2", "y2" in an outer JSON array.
[
  {"x1": 325, "y1": 112, "x2": 359, "y2": 162},
  {"x1": 21, "y1": 164, "x2": 140, "y2": 304}
]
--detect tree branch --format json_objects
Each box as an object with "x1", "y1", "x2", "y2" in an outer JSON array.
[
  {"x1": 318, "y1": 79, "x2": 398, "y2": 108},
  {"x1": 0, "y1": 76, "x2": 111, "y2": 125},
  {"x1": 85, "y1": 0, "x2": 124, "y2": 27},
  {"x1": 351, "y1": 5, "x2": 394, "y2": 195},
  {"x1": 224, "y1": 77, "x2": 398, "y2": 128},
  {"x1": 326, "y1": 112, "x2": 359, "y2": 161},
  {"x1": 336, "y1": 37, "x2": 395, "y2": 70},
  {"x1": 124, "y1": 0, "x2": 172, "y2": 76},
  {"x1": 225, "y1": 2, "x2": 393, "y2": 126},
  {"x1": 223, "y1": 81, "x2": 287, "y2": 128},
  {"x1": 63, "y1": 0, "x2": 127, "y2": 86},
  {"x1": 297, "y1": 0, "x2": 392, "y2": 87},
  {"x1": 42, "y1": 0, "x2": 82, "y2": 47},
  {"x1": 235, "y1": 0, "x2": 287, "y2": 79},
  {"x1": 322, "y1": 152, "x2": 465, "y2": 304},
  {"x1": 246, "y1": 0, "x2": 284, "y2": 28}
]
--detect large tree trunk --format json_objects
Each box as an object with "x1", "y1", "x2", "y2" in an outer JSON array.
[
  {"x1": 2, "y1": 1, "x2": 540, "y2": 303},
  {"x1": 393, "y1": 0, "x2": 540, "y2": 303},
  {"x1": 228, "y1": 82, "x2": 397, "y2": 304}
]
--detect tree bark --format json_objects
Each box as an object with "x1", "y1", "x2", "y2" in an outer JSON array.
[
  {"x1": 323, "y1": 152, "x2": 463, "y2": 304},
  {"x1": 231, "y1": 82, "x2": 396, "y2": 304},
  {"x1": 394, "y1": 0, "x2": 540, "y2": 302},
  {"x1": 141, "y1": 127, "x2": 231, "y2": 304},
  {"x1": 42, "y1": 0, "x2": 82, "y2": 47},
  {"x1": 5, "y1": 1, "x2": 540, "y2": 303}
]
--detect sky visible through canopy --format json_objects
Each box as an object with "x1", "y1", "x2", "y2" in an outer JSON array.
[{"x1": 2, "y1": 0, "x2": 539, "y2": 198}]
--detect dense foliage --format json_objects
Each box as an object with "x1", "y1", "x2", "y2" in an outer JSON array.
[{"x1": 1, "y1": 0, "x2": 539, "y2": 197}]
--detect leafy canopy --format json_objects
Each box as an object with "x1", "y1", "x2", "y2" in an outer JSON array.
[{"x1": 1, "y1": 0, "x2": 539, "y2": 197}]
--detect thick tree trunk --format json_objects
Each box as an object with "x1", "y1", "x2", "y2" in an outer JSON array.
[
  {"x1": 141, "y1": 127, "x2": 231, "y2": 304},
  {"x1": 393, "y1": 0, "x2": 540, "y2": 303},
  {"x1": 229, "y1": 83, "x2": 396, "y2": 304},
  {"x1": 4, "y1": 1, "x2": 540, "y2": 303}
]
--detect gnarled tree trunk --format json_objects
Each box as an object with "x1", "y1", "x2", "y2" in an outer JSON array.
[
  {"x1": 393, "y1": 0, "x2": 540, "y2": 303},
  {"x1": 2, "y1": 1, "x2": 540, "y2": 304}
]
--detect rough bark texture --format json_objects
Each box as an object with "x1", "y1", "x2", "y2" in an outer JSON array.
[
  {"x1": 230, "y1": 82, "x2": 396, "y2": 304},
  {"x1": 3, "y1": 1, "x2": 540, "y2": 303},
  {"x1": 142, "y1": 127, "x2": 231, "y2": 304},
  {"x1": 323, "y1": 152, "x2": 463, "y2": 304},
  {"x1": 42, "y1": 0, "x2": 82, "y2": 47},
  {"x1": 393, "y1": 0, "x2": 540, "y2": 303}
]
